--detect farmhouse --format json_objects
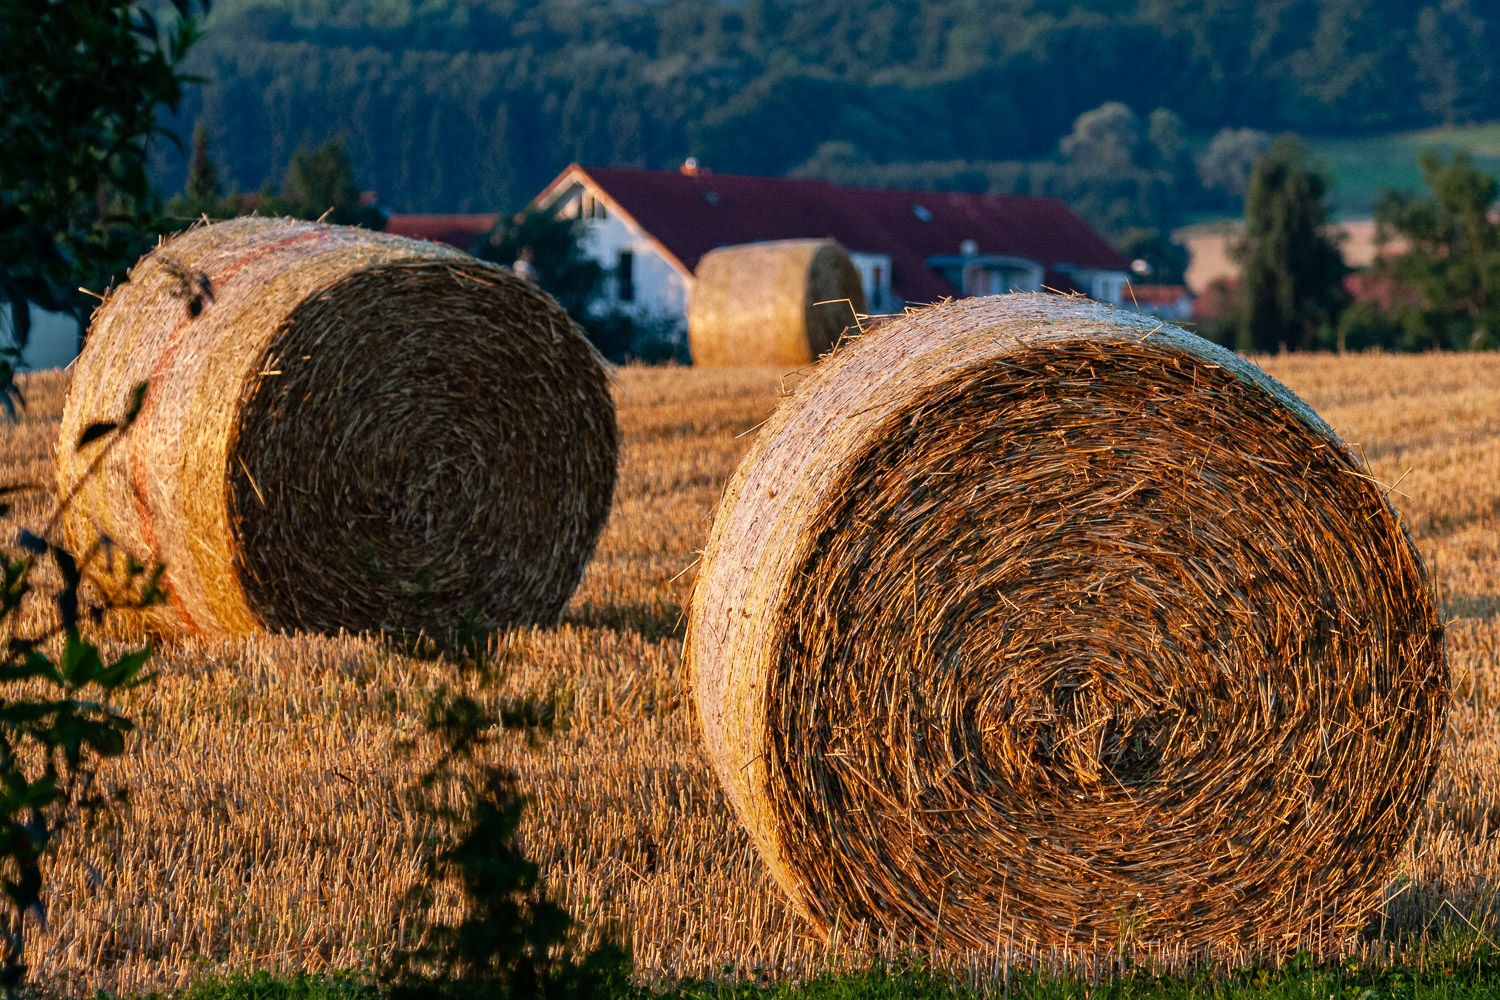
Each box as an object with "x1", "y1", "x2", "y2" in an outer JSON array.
[{"x1": 535, "y1": 162, "x2": 1133, "y2": 327}]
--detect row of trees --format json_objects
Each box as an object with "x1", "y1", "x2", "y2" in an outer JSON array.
[
  {"x1": 1225, "y1": 145, "x2": 1500, "y2": 353},
  {"x1": 156, "y1": 0, "x2": 1500, "y2": 214}
]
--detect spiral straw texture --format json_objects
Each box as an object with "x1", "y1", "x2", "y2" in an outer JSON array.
[
  {"x1": 688, "y1": 294, "x2": 1447, "y2": 955},
  {"x1": 59, "y1": 217, "x2": 617, "y2": 638},
  {"x1": 687, "y1": 239, "x2": 866, "y2": 367}
]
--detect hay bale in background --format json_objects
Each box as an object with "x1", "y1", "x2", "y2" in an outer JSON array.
[
  {"x1": 687, "y1": 239, "x2": 866, "y2": 367},
  {"x1": 59, "y1": 217, "x2": 617, "y2": 638},
  {"x1": 688, "y1": 294, "x2": 1447, "y2": 955}
]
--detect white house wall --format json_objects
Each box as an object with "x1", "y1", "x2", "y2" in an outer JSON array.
[
  {"x1": 552, "y1": 184, "x2": 691, "y2": 323},
  {"x1": 1076, "y1": 269, "x2": 1132, "y2": 306},
  {"x1": 1, "y1": 303, "x2": 82, "y2": 371},
  {"x1": 848, "y1": 252, "x2": 896, "y2": 313}
]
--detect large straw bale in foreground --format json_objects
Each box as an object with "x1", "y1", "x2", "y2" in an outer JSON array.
[
  {"x1": 688, "y1": 294, "x2": 1447, "y2": 954},
  {"x1": 688, "y1": 239, "x2": 865, "y2": 367},
  {"x1": 59, "y1": 217, "x2": 616, "y2": 638}
]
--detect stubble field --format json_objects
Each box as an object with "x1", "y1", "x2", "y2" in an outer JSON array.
[{"x1": 2, "y1": 353, "x2": 1498, "y2": 996}]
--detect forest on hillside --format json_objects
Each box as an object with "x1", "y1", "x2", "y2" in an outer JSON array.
[{"x1": 155, "y1": 0, "x2": 1498, "y2": 216}]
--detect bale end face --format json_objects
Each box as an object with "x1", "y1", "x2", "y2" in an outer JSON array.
[
  {"x1": 688, "y1": 293, "x2": 1447, "y2": 956},
  {"x1": 58, "y1": 217, "x2": 618, "y2": 638},
  {"x1": 687, "y1": 239, "x2": 866, "y2": 368}
]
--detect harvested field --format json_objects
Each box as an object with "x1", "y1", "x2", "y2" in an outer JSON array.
[{"x1": 4, "y1": 351, "x2": 1500, "y2": 995}]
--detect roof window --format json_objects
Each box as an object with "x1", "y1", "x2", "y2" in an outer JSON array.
[{"x1": 912, "y1": 204, "x2": 932, "y2": 222}]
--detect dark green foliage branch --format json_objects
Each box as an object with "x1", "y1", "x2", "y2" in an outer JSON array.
[
  {"x1": 1373, "y1": 151, "x2": 1500, "y2": 350},
  {"x1": 386, "y1": 674, "x2": 630, "y2": 1000},
  {"x1": 0, "y1": 383, "x2": 162, "y2": 996},
  {"x1": 0, "y1": 0, "x2": 208, "y2": 347},
  {"x1": 1234, "y1": 138, "x2": 1350, "y2": 353}
]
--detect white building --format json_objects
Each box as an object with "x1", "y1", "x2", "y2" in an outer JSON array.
[
  {"x1": 534, "y1": 162, "x2": 1134, "y2": 328},
  {"x1": 0, "y1": 303, "x2": 84, "y2": 371}
]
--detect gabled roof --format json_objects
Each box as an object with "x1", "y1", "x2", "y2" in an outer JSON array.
[
  {"x1": 384, "y1": 214, "x2": 497, "y2": 252},
  {"x1": 539, "y1": 165, "x2": 1129, "y2": 305}
]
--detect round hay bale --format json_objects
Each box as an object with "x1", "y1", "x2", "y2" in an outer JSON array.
[
  {"x1": 687, "y1": 239, "x2": 866, "y2": 367},
  {"x1": 58, "y1": 217, "x2": 617, "y2": 638},
  {"x1": 687, "y1": 294, "x2": 1447, "y2": 954}
]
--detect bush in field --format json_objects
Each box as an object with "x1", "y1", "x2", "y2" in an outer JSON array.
[
  {"x1": 0, "y1": 382, "x2": 162, "y2": 995},
  {"x1": 386, "y1": 675, "x2": 631, "y2": 1000}
]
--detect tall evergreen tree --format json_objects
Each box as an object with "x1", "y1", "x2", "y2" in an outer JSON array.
[
  {"x1": 186, "y1": 124, "x2": 220, "y2": 204},
  {"x1": 166, "y1": 124, "x2": 237, "y2": 220},
  {"x1": 1235, "y1": 138, "x2": 1349, "y2": 353}
]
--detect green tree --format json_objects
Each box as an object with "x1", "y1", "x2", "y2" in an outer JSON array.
[
  {"x1": 165, "y1": 125, "x2": 239, "y2": 220},
  {"x1": 0, "y1": 0, "x2": 207, "y2": 349},
  {"x1": 261, "y1": 137, "x2": 385, "y2": 229},
  {"x1": 1054, "y1": 102, "x2": 1187, "y2": 252},
  {"x1": 1197, "y1": 127, "x2": 1272, "y2": 207},
  {"x1": 1376, "y1": 150, "x2": 1500, "y2": 349},
  {"x1": 1234, "y1": 138, "x2": 1349, "y2": 353},
  {"x1": 475, "y1": 209, "x2": 604, "y2": 330}
]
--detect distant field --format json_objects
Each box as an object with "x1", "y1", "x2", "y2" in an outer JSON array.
[
  {"x1": 5, "y1": 359, "x2": 1500, "y2": 995},
  {"x1": 1295, "y1": 122, "x2": 1500, "y2": 219}
]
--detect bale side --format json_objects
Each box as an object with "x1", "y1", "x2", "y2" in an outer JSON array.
[
  {"x1": 687, "y1": 239, "x2": 865, "y2": 367},
  {"x1": 687, "y1": 293, "x2": 1446, "y2": 955}
]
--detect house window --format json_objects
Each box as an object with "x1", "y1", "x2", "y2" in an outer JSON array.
[
  {"x1": 617, "y1": 250, "x2": 635, "y2": 302},
  {"x1": 592, "y1": 197, "x2": 607, "y2": 221},
  {"x1": 871, "y1": 265, "x2": 884, "y2": 309}
]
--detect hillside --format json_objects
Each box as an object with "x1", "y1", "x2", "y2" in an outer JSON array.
[
  {"x1": 1307, "y1": 123, "x2": 1500, "y2": 218},
  {"x1": 155, "y1": 0, "x2": 1500, "y2": 214}
]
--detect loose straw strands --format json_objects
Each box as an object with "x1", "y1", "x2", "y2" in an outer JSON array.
[
  {"x1": 58, "y1": 217, "x2": 617, "y2": 638},
  {"x1": 687, "y1": 294, "x2": 1448, "y2": 957},
  {"x1": 688, "y1": 239, "x2": 866, "y2": 367}
]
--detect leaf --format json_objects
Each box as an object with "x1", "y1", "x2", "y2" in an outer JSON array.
[
  {"x1": 122, "y1": 381, "x2": 149, "y2": 424},
  {"x1": 75, "y1": 421, "x2": 117, "y2": 449},
  {"x1": 59, "y1": 634, "x2": 103, "y2": 687},
  {"x1": 98, "y1": 647, "x2": 152, "y2": 690}
]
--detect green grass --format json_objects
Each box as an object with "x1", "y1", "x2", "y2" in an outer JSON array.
[
  {"x1": 1301, "y1": 122, "x2": 1500, "y2": 219},
  {"x1": 122, "y1": 939, "x2": 1500, "y2": 1000}
]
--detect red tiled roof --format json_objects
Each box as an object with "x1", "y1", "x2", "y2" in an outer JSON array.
[
  {"x1": 1344, "y1": 272, "x2": 1422, "y2": 311},
  {"x1": 1126, "y1": 284, "x2": 1192, "y2": 305},
  {"x1": 548, "y1": 166, "x2": 1127, "y2": 305},
  {"x1": 1190, "y1": 278, "x2": 1241, "y2": 322},
  {"x1": 384, "y1": 214, "x2": 497, "y2": 252}
]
